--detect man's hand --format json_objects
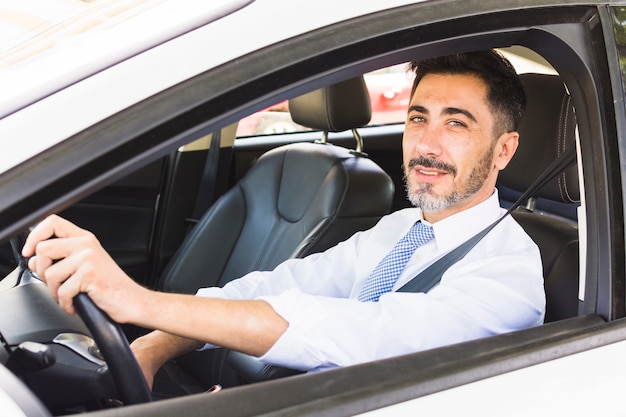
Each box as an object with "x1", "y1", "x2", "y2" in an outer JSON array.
[
  {"x1": 21, "y1": 214, "x2": 148, "y2": 323},
  {"x1": 22, "y1": 215, "x2": 288, "y2": 369}
]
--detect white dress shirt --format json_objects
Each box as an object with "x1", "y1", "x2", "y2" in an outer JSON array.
[{"x1": 196, "y1": 190, "x2": 545, "y2": 372}]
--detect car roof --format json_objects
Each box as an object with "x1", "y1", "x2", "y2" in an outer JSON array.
[{"x1": 0, "y1": 0, "x2": 253, "y2": 117}]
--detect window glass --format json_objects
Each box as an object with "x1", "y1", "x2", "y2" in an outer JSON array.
[{"x1": 235, "y1": 64, "x2": 413, "y2": 137}]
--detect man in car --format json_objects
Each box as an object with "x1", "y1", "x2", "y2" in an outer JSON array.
[{"x1": 22, "y1": 50, "x2": 544, "y2": 387}]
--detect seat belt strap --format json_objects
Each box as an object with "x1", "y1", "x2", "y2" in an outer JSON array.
[
  {"x1": 189, "y1": 130, "x2": 222, "y2": 224},
  {"x1": 398, "y1": 141, "x2": 577, "y2": 294}
]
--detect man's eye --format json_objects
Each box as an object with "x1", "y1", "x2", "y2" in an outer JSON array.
[
  {"x1": 410, "y1": 115, "x2": 426, "y2": 123},
  {"x1": 448, "y1": 120, "x2": 467, "y2": 128}
]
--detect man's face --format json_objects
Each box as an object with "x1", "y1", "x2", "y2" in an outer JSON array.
[{"x1": 402, "y1": 73, "x2": 515, "y2": 222}]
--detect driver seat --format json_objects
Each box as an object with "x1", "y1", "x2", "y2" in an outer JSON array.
[
  {"x1": 498, "y1": 72, "x2": 580, "y2": 323},
  {"x1": 153, "y1": 76, "x2": 394, "y2": 394}
]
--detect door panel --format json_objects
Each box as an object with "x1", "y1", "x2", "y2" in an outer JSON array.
[
  {"x1": 0, "y1": 159, "x2": 168, "y2": 280},
  {"x1": 59, "y1": 158, "x2": 167, "y2": 286}
]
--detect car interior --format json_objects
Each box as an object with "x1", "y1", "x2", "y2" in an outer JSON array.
[
  {"x1": 153, "y1": 75, "x2": 395, "y2": 393},
  {"x1": 113, "y1": 48, "x2": 581, "y2": 395},
  {"x1": 0, "y1": 41, "x2": 586, "y2": 413}
]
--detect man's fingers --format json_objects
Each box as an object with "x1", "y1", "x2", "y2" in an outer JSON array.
[
  {"x1": 56, "y1": 270, "x2": 81, "y2": 316},
  {"x1": 43, "y1": 262, "x2": 83, "y2": 316},
  {"x1": 22, "y1": 214, "x2": 88, "y2": 257},
  {"x1": 25, "y1": 227, "x2": 101, "y2": 316},
  {"x1": 28, "y1": 235, "x2": 93, "y2": 280},
  {"x1": 19, "y1": 214, "x2": 139, "y2": 324}
]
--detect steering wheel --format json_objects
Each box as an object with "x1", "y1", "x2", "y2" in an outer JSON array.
[
  {"x1": 73, "y1": 293, "x2": 152, "y2": 405},
  {"x1": 9, "y1": 233, "x2": 151, "y2": 406}
]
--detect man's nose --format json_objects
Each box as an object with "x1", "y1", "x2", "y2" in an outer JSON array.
[{"x1": 411, "y1": 125, "x2": 443, "y2": 157}]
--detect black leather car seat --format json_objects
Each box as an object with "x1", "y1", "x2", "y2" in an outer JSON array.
[
  {"x1": 154, "y1": 76, "x2": 394, "y2": 393},
  {"x1": 498, "y1": 73, "x2": 580, "y2": 323},
  {"x1": 160, "y1": 76, "x2": 393, "y2": 294}
]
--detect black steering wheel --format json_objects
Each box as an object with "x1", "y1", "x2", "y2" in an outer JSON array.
[
  {"x1": 73, "y1": 293, "x2": 152, "y2": 405},
  {"x1": 10, "y1": 233, "x2": 151, "y2": 405}
]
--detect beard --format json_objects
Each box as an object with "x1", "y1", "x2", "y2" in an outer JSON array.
[{"x1": 403, "y1": 146, "x2": 494, "y2": 212}]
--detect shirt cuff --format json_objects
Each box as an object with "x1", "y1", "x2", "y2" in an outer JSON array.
[{"x1": 257, "y1": 288, "x2": 332, "y2": 371}]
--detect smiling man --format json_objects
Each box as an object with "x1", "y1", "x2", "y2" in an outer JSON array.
[
  {"x1": 22, "y1": 50, "x2": 544, "y2": 389},
  {"x1": 403, "y1": 56, "x2": 524, "y2": 222}
]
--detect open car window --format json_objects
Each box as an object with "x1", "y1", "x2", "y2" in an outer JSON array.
[
  {"x1": 235, "y1": 64, "x2": 413, "y2": 136},
  {"x1": 235, "y1": 48, "x2": 558, "y2": 138}
]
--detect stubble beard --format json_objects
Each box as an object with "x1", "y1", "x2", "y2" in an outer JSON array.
[{"x1": 403, "y1": 146, "x2": 495, "y2": 212}]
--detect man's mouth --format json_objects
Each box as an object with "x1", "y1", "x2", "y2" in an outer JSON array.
[
  {"x1": 417, "y1": 169, "x2": 441, "y2": 177},
  {"x1": 408, "y1": 157, "x2": 457, "y2": 178}
]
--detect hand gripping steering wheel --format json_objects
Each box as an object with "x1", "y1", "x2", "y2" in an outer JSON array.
[
  {"x1": 10, "y1": 233, "x2": 152, "y2": 406},
  {"x1": 73, "y1": 293, "x2": 152, "y2": 405}
]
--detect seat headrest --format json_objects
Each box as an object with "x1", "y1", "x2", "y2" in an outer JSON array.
[
  {"x1": 499, "y1": 73, "x2": 579, "y2": 204},
  {"x1": 288, "y1": 76, "x2": 371, "y2": 132}
]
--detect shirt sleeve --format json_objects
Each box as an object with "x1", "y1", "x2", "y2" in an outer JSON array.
[
  {"x1": 196, "y1": 205, "x2": 545, "y2": 371},
  {"x1": 258, "y1": 240, "x2": 544, "y2": 372},
  {"x1": 197, "y1": 228, "x2": 368, "y2": 301}
]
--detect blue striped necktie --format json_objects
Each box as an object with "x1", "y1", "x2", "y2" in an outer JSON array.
[{"x1": 358, "y1": 221, "x2": 435, "y2": 302}]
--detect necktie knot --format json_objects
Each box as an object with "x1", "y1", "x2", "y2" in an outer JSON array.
[
  {"x1": 405, "y1": 221, "x2": 435, "y2": 247},
  {"x1": 358, "y1": 221, "x2": 434, "y2": 302}
]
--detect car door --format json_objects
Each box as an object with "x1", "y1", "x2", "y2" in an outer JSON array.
[
  {"x1": 110, "y1": 3, "x2": 626, "y2": 414},
  {"x1": 1, "y1": 2, "x2": 626, "y2": 416}
]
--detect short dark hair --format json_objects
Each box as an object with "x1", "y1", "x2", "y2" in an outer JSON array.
[{"x1": 408, "y1": 50, "x2": 526, "y2": 137}]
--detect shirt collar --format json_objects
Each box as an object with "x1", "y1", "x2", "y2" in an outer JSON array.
[{"x1": 415, "y1": 189, "x2": 504, "y2": 252}]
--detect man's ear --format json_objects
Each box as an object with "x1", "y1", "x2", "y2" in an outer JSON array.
[{"x1": 494, "y1": 131, "x2": 519, "y2": 171}]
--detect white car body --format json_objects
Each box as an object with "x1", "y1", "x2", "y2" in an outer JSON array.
[
  {"x1": 0, "y1": 0, "x2": 423, "y2": 173},
  {"x1": 0, "y1": 1, "x2": 625, "y2": 416}
]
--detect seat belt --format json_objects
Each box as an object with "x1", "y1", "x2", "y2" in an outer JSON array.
[
  {"x1": 188, "y1": 130, "x2": 223, "y2": 225},
  {"x1": 398, "y1": 141, "x2": 577, "y2": 294}
]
